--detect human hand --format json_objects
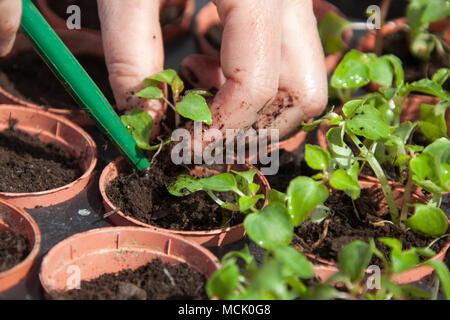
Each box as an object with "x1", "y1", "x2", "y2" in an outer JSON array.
[
  {"x1": 0, "y1": 0, "x2": 22, "y2": 57},
  {"x1": 97, "y1": 0, "x2": 167, "y2": 140},
  {"x1": 180, "y1": 0, "x2": 328, "y2": 139}
]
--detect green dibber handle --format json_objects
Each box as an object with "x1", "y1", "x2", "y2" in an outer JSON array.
[{"x1": 20, "y1": 0, "x2": 150, "y2": 171}]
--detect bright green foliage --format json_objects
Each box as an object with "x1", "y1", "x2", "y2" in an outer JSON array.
[
  {"x1": 318, "y1": 12, "x2": 351, "y2": 54},
  {"x1": 286, "y1": 177, "x2": 329, "y2": 226},
  {"x1": 120, "y1": 109, "x2": 154, "y2": 150}
]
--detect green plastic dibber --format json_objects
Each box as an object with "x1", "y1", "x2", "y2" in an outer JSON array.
[{"x1": 19, "y1": 0, "x2": 150, "y2": 171}]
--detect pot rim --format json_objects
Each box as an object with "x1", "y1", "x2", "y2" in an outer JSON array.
[
  {"x1": 0, "y1": 105, "x2": 97, "y2": 198},
  {"x1": 99, "y1": 157, "x2": 269, "y2": 237},
  {"x1": 0, "y1": 199, "x2": 42, "y2": 290},
  {"x1": 39, "y1": 226, "x2": 221, "y2": 294}
]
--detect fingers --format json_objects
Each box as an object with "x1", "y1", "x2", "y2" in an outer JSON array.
[
  {"x1": 0, "y1": 0, "x2": 21, "y2": 57},
  {"x1": 210, "y1": 0, "x2": 282, "y2": 131},
  {"x1": 179, "y1": 54, "x2": 225, "y2": 90},
  {"x1": 97, "y1": 0, "x2": 166, "y2": 135},
  {"x1": 255, "y1": 0, "x2": 328, "y2": 138}
]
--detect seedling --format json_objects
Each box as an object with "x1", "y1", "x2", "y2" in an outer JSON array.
[
  {"x1": 302, "y1": 94, "x2": 450, "y2": 239},
  {"x1": 328, "y1": 49, "x2": 449, "y2": 142},
  {"x1": 327, "y1": 238, "x2": 450, "y2": 300},
  {"x1": 120, "y1": 69, "x2": 212, "y2": 151},
  {"x1": 320, "y1": 0, "x2": 450, "y2": 61},
  {"x1": 406, "y1": 0, "x2": 450, "y2": 61}
]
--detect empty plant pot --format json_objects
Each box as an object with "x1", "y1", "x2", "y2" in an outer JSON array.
[
  {"x1": 39, "y1": 226, "x2": 220, "y2": 297},
  {"x1": 100, "y1": 158, "x2": 270, "y2": 247},
  {"x1": 0, "y1": 199, "x2": 41, "y2": 292},
  {"x1": 195, "y1": 0, "x2": 352, "y2": 75},
  {"x1": 295, "y1": 180, "x2": 450, "y2": 284},
  {"x1": 36, "y1": 0, "x2": 195, "y2": 43},
  {"x1": 0, "y1": 30, "x2": 108, "y2": 126},
  {"x1": 0, "y1": 105, "x2": 97, "y2": 209}
]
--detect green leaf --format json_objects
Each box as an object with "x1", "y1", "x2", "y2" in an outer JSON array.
[
  {"x1": 400, "y1": 285, "x2": 432, "y2": 300},
  {"x1": 407, "y1": 0, "x2": 450, "y2": 29},
  {"x1": 186, "y1": 88, "x2": 214, "y2": 97},
  {"x1": 135, "y1": 86, "x2": 164, "y2": 100},
  {"x1": 330, "y1": 169, "x2": 361, "y2": 200},
  {"x1": 367, "y1": 57, "x2": 393, "y2": 87},
  {"x1": 245, "y1": 260, "x2": 289, "y2": 299},
  {"x1": 318, "y1": 12, "x2": 351, "y2": 54},
  {"x1": 206, "y1": 261, "x2": 240, "y2": 299},
  {"x1": 382, "y1": 54, "x2": 404, "y2": 87},
  {"x1": 286, "y1": 177, "x2": 329, "y2": 226},
  {"x1": 306, "y1": 284, "x2": 342, "y2": 300},
  {"x1": 405, "y1": 204, "x2": 448, "y2": 237},
  {"x1": 244, "y1": 204, "x2": 293, "y2": 250},
  {"x1": 425, "y1": 260, "x2": 450, "y2": 300},
  {"x1": 342, "y1": 99, "x2": 364, "y2": 118},
  {"x1": 145, "y1": 69, "x2": 177, "y2": 84},
  {"x1": 410, "y1": 152, "x2": 434, "y2": 181},
  {"x1": 171, "y1": 74, "x2": 184, "y2": 99},
  {"x1": 378, "y1": 237, "x2": 403, "y2": 252},
  {"x1": 273, "y1": 246, "x2": 315, "y2": 279},
  {"x1": 347, "y1": 105, "x2": 390, "y2": 140},
  {"x1": 166, "y1": 175, "x2": 203, "y2": 196},
  {"x1": 305, "y1": 144, "x2": 331, "y2": 170},
  {"x1": 176, "y1": 93, "x2": 212, "y2": 125},
  {"x1": 249, "y1": 183, "x2": 260, "y2": 195},
  {"x1": 407, "y1": 79, "x2": 447, "y2": 100},
  {"x1": 231, "y1": 169, "x2": 257, "y2": 184},
  {"x1": 310, "y1": 205, "x2": 331, "y2": 224},
  {"x1": 338, "y1": 241, "x2": 372, "y2": 282},
  {"x1": 391, "y1": 250, "x2": 420, "y2": 274},
  {"x1": 420, "y1": 103, "x2": 447, "y2": 142},
  {"x1": 120, "y1": 109, "x2": 154, "y2": 150},
  {"x1": 268, "y1": 189, "x2": 286, "y2": 205},
  {"x1": 199, "y1": 173, "x2": 240, "y2": 193},
  {"x1": 239, "y1": 195, "x2": 265, "y2": 212},
  {"x1": 326, "y1": 126, "x2": 354, "y2": 169},
  {"x1": 432, "y1": 68, "x2": 450, "y2": 86},
  {"x1": 331, "y1": 50, "x2": 371, "y2": 89}
]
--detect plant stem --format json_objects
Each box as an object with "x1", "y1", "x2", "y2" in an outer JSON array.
[
  {"x1": 347, "y1": 131, "x2": 400, "y2": 223},
  {"x1": 400, "y1": 161, "x2": 413, "y2": 223},
  {"x1": 375, "y1": 0, "x2": 392, "y2": 56},
  {"x1": 162, "y1": 96, "x2": 177, "y2": 114},
  {"x1": 206, "y1": 190, "x2": 224, "y2": 206}
]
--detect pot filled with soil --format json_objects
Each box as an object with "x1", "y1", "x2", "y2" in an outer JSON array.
[
  {"x1": 195, "y1": 0, "x2": 352, "y2": 75},
  {"x1": 293, "y1": 180, "x2": 450, "y2": 284},
  {"x1": 0, "y1": 199, "x2": 41, "y2": 292},
  {"x1": 39, "y1": 226, "x2": 220, "y2": 300},
  {"x1": 0, "y1": 31, "x2": 114, "y2": 126},
  {"x1": 99, "y1": 149, "x2": 270, "y2": 247},
  {"x1": 36, "y1": 0, "x2": 195, "y2": 43},
  {"x1": 357, "y1": 18, "x2": 450, "y2": 92},
  {"x1": 0, "y1": 105, "x2": 97, "y2": 209}
]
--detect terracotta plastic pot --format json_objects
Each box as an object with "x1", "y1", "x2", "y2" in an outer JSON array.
[
  {"x1": 358, "y1": 18, "x2": 450, "y2": 93},
  {"x1": 297, "y1": 180, "x2": 450, "y2": 284},
  {"x1": 0, "y1": 30, "x2": 104, "y2": 126},
  {"x1": 0, "y1": 199, "x2": 41, "y2": 292},
  {"x1": 100, "y1": 158, "x2": 270, "y2": 247},
  {"x1": 195, "y1": 0, "x2": 352, "y2": 76},
  {"x1": 0, "y1": 105, "x2": 97, "y2": 209},
  {"x1": 36, "y1": 0, "x2": 195, "y2": 43},
  {"x1": 39, "y1": 226, "x2": 220, "y2": 296}
]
